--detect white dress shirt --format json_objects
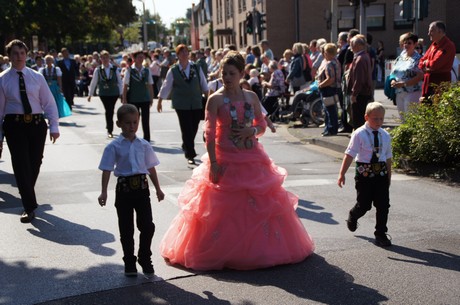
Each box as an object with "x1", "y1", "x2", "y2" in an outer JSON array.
[
  {"x1": 0, "y1": 67, "x2": 59, "y2": 139},
  {"x1": 345, "y1": 122, "x2": 392, "y2": 163},
  {"x1": 99, "y1": 135, "x2": 160, "y2": 177}
]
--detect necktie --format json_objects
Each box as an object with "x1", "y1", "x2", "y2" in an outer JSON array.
[
  {"x1": 371, "y1": 130, "x2": 379, "y2": 163},
  {"x1": 17, "y1": 71, "x2": 32, "y2": 114}
]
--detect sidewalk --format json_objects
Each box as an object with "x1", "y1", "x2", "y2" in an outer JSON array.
[{"x1": 281, "y1": 89, "x2": 400, "y2": 154}]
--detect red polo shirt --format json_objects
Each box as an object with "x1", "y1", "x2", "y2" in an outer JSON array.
[{"x1": 419, "y1": 35, "x2": 456, "y2": 97}]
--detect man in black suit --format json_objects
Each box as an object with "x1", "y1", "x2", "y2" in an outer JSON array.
[{"x1": 57, "y1": 47, "x2": 78, "y2": 109}]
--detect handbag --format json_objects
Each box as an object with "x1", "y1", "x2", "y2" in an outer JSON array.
[{"x1": 323, "y1": 94, "x2": 338, "y2": 107}]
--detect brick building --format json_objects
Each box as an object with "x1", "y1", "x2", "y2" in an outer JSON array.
[{"x1": 191, "y1": 0, "x2": 459, "y2": 59}]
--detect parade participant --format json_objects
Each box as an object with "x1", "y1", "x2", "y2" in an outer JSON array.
[
  {"x1": 39, "y1": 55, "x2": 72, "y2": 118},
  {"x1": 338, "y1": 102, "x2": 392, "y2": 247},
  {"x1": 0, "y1": 39, "x2": 60, "y2": 223},
  {"x1": 57, "y1": 47, "x2": 78, "y2": 109},
  {"x1": 98, "y1": 104, "x2": 164, "y2": 277},
  {"x1": 88, "y1": 50, "x2": 123, "y2": 138},
  {"x1": 419, "y1": 20, "x2": 456, "y2": 101},
  {"x1": 122, "y1": 51, "x2": 154, "y2": 142},
  {"x1": 157, "y1": 44, "x2": 208, "y2": 165},
  {"x1": 160, "y1": 51, "x2": 314, "y2": 270}
]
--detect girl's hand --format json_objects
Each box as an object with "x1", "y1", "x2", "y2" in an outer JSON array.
[{"x1": 209, "y1": 162, "x2": 223, "y2": 183}]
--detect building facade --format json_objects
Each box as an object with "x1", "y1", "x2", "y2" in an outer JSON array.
[{"x1": 192, "y1": 0, "x2": 459, "y2": 59}]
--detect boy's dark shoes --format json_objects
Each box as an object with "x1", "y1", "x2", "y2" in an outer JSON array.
[
  {"x1": 375, "y1": 234, "x2": 392, "y2": 247},
  {"x1": 138, "y1": 258, "x2": 155, "y2": 275},
  {"x1": 346, "y1": 213, "x2": 358, "y2": 232},
  {"x1": 20, "y1": 211, "x2": 35, "y2": 223},
  {"x1": 124, "y1": 263, "x2": 138, "y2": 277}
]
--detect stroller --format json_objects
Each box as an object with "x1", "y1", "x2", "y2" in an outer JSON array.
[{"x1": 282, "y1": 81, "x2": 325, "y2": 126}]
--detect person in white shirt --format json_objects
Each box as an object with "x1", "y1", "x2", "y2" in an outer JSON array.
[
  {"x1": 157, "y1": 44, "x2": 208, "y2": 165},
  {"x1": 0, "y1": 39, "x2": 60, "y2": 223},
  {"x1": 88, "y1": 50, "x2": 123, "y2": 138}
]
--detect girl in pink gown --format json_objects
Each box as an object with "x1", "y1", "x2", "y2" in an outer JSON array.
[{"x1": 160, "y1": 51, "x2": 314, "y2": 271}]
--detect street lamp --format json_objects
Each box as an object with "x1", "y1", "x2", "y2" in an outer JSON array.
[{"x1": 137, "y1": 0, "x2": 148, "y2": 50}]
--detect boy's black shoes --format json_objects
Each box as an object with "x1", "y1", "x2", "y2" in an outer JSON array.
[
  {"x1": 375, "y1": 234, "x2": 392, "y2": 247},
  {"x1": 20, "y1": 211, "x2": 35, "y2": 223},
  {"x1": 346, "y1": 213, "x2": 358, "y2": 232},
  {"x1": 138, "y1": 258, "x2": 155, "y2": 275},
  {"x1": 124, "y1": 256, "x2": 138, "y2": 277},
  {"x1": 124, "y1": 264, "x2": 138, "y2": 277}
]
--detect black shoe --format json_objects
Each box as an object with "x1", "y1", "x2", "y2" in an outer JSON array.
[
  {"x1": 138, "y1": 258, "x2": 155, "y2": 275},
  {"x1": 322, "y1": 132, "x2": 337, "y2": 137},
  {"x1": 338, "y1": 127, "x2": 352, "y2": 133},
  {"x1": 346, "y1": 214, "x2": 358, "y2": 232},
  {"x1": 124, "y1": 263, "x2": 138, "y2": 277},
  {"x1": 187, "y1": 159, "x2": 196, "y2": 165},
  {"x1": 375, "y1": 234, "x2": 392, "y2": 247},
  {"x1": 20, "y1": 211, "x2": 35, "y2": 223}
]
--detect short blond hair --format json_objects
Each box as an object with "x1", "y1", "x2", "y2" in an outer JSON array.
[{"x1": 366, "y1": 101, "x2": 385, "y2": 116}]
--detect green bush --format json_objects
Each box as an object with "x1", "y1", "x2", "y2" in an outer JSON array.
[{"x1": 391, "y1": 82, "x2": 460, "y2": 169}]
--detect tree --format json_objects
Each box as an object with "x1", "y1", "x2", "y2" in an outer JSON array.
[{"x1": 0, "y1": 0, "x2": 137, "y2": 53}]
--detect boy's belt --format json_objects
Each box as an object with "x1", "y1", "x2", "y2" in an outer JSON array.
[
  {"x1": 355, "y1": 162, "x2": 388, "y2": 178},
  {"x1": 117, "y1": 174, "x2": 148, "y2": 193},
  {"x1": 4, "y1": 114, "x2": 44, "y2": 124}
]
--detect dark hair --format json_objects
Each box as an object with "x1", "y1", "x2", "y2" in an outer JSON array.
[
  {"x1": 251, "y1": 45, "x2": 261, "y2": 57},
  {"x1": 5, "y1": 39, "x2": 28, "y2": 56},
  {"x1": 348, "y1": 29, "x2": 360, "y2": 39},
  {"x1": 403, "y1": 32, "x2": 419, "y2": 44},
  {"x1": 132, "y1": 50, "x2": 144, "y2": 58},
  {"x1": 222, "y1": 51, "x2": 245, "y2": 72},
  {"x1": 366, "y1": 33, "x2": 373, "y2": 45},
  {"x1": 117, "y1": 104, "x2": 139, "y2": 121}
]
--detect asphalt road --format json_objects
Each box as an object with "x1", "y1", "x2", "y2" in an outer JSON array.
[{"x1": 0, "y1": 96, "x2": 459, "y2": 305}]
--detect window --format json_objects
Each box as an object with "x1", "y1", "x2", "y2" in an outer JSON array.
[
  {"x1": 367, "y1": 4, "x2": 385, "y2": 30},
  {"x1": 393, "y1": 3, "x2": 412, "y2": 29},
  {"x1": 338, "y1": 6, "x2": 355, "y2": 30}
]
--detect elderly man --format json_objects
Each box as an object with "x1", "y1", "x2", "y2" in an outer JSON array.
[
  {"x1": 347, "y1": 34, "x2": 372, "y2": 129},
  {"x1": 419, "y1": 20, "x2": 456, "y2": 101}
]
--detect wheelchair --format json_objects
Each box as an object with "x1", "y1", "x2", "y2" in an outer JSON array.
[{"x1": 284, "y1": 81, "x2": 325, "y2": 127}]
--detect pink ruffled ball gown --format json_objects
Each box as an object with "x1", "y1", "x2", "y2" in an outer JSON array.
[{"x1": 160, "y1": 98, "x2": 314, "y2": 270}]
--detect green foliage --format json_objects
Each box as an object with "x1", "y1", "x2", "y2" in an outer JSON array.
[
  {"x1": 391, "y1": 82, "x2": 460, "y2": 169},
  {"x1": 0, "y1": 0, "x2": 137, "y2": 52}
]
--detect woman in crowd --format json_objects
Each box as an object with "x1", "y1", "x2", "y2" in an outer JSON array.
[
  {"x1": 286, "y1": 42, "x2": 307, "y2": 93},
  {"x1": 317, "y1": 43, "x2": 341, "y2": 136},
  {"x1": 390, "y1": 33, "x2": 423, "y2": 121},
  {"x1": 160, "y1": 51, "x2": 314, "y2": 270},
  {"x1": 39, "y1": 55, "x2": 71, "y2": 118},
  {"x1": 261, "y1": 61, "x2": 286, "y2": 118}
]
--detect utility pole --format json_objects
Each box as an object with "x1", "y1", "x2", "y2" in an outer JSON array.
[
  {"x1": 359, "y1": 0, "x2": 367, "y2": 36},
  {"x1": 330, "y1": 0, "x2": 338, "y2": 43}
]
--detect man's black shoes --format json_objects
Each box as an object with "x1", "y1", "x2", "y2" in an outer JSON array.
[{"x1": 20, "y1": 211, "x2": 35, "y2": 223}]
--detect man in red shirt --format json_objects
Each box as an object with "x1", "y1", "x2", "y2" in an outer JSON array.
[{"x1": 419, "y1": 21, "x2": 456, "y2": 100}]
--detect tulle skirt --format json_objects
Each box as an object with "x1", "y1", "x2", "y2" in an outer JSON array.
[{"x1": 160, "y1": 143, "x2": 315, "y2": 271}]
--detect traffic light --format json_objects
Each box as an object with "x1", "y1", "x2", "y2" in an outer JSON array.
[
  {"x1": 257, "y1": 13, "x2": 266, "y2": 35},
  {"x1": 245, "y1": 12, "x2": 253, "y2": 34},
  {"x1": 138, "y1": 25, "x2": 144, "y2": 41},
  {"x1": 399, "y1": 0, "x2": 413, "y2": 21},
  {"x1": 419, "y1": 0, "x2": 429, "y2": 19}
]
